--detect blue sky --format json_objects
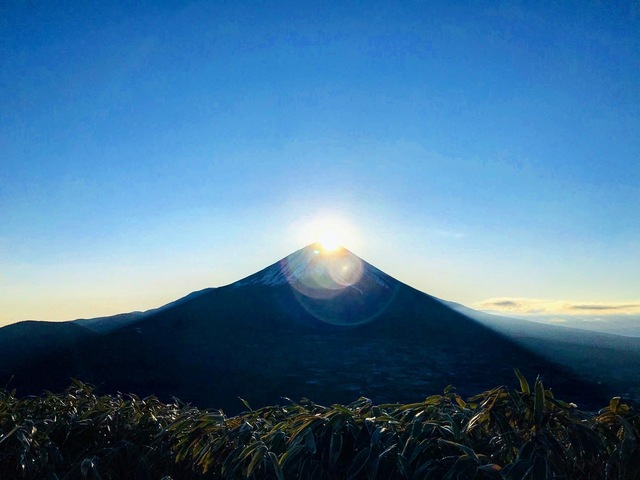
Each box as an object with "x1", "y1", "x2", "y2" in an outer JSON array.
[{"x1": 1, "y1": 0, "x2": 639, "y2": 326}]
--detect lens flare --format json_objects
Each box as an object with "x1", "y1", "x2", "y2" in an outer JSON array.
[
  {"x1": 327, "y1": 254, "x2": 363, "y2": 287},
  {"x1": 283, "y1": 247, "x2": 364, "y2": 300},
  {"x1": 279, "y1": 244, "x2": 397, "y2": 326}
]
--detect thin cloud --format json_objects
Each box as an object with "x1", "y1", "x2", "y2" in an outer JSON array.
[
  {"x1": 475, "y1": 298, "x2": 640, "y2": 316},
  {"x1": 434, "y1": 229, "x2": 467, "y2": 239},
  {"x1": 491, "y1": 300, "x2": 521, "y2": 308},
  {"x1": 476, "y1": 298, "x2": 550, "y2": 314},
  {"x1": 567, "y1": 303, "x2": 640, "y2": 311}
]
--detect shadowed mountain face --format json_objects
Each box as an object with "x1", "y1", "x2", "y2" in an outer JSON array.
[
  {"x1": 0, "y1": 321, "x2": 96, "y2": 370},
  {"x1": 446, "y1": 302, "x2": 640, "y2": 403},
  {"x1": 0, "y1": 245, "x2": 613, "y2": 411}
]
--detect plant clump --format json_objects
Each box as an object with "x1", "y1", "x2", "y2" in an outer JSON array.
[{"x1": 1, "y1": 371, "x2": 639, "y2": 479}]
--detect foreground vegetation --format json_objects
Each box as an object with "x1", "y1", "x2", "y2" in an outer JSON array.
[{"x1": 1, "y1": 372, "x2": 639, "y2": 479}]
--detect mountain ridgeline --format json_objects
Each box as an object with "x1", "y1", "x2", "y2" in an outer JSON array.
[{"x1": 0, "y1": 244, "x2": 633, "y2": 412}]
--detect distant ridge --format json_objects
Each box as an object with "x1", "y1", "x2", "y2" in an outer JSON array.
[{"x1": 73, "y1": 288, "x2": 215, "y2": 333}]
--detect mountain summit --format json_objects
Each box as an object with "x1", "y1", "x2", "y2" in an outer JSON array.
[
  {"x1": 236, "y1": 244, "x2": 394, "y2": 291},
  {"x1": 233, "y1": 244, "x2": 398, "y2": 326}
]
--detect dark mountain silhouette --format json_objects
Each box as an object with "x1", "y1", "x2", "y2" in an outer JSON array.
[
  {"x1": 0, "y1": 321, "x2": 96, "y2": 372},
  {"x1": 0, "y1": 244, "x2": 620, "y2": 411}
]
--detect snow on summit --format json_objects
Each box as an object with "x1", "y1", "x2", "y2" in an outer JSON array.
[{"x1": 234, "y1": 244, "x2": 393, "y2": 291}]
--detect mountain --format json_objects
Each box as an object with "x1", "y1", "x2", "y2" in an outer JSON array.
[
  {"x1": 72, "y1": 289, "x2": 213, "y2": 333},
  {"x1": 73, "y1": 311, "x2": 147, "y2": 333},
  {"x1": 0, "y1": 321, "x2": 96, "y2": 387},
  {"x1": 446, "y1": 302, "x2": 640, "y2": 401},
  {"x1": 0, "y1": 244, "x2": 626, "y2": 411}
]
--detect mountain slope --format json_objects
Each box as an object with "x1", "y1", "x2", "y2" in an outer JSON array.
[
  {"x1": 447, "y1": 301, "x2": 640, "y2": 400},
  {"x1": 72, "y1": 288, "x2": 214, "y2": 333}
]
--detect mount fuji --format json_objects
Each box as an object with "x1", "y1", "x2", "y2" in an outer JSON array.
[{"x1": 0, "y1": 244, "x2": 630, "y2": 411}]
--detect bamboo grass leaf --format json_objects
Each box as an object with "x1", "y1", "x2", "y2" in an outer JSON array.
[
  {"x1": 238, "y1": 397, "x2": 253, "y2": 412},
  {"x1": 534, "y1": 378, "x2": 544, "y2": 429},
  {"x1": 268, "y1": 451, "x2": 284, "y2": 480},
  {"x1": 329, "y1": 431, "x2": 343, "y2": 466},
  {"x1": 245, "y1": 446, "x2": 266, "y2": 477},
  {"x1": 514, "y1": 368, "x2": 530, "y2": 395},
  {"x1": 304, "y1": 427, "x2": 317, "y2": 454},
  {"x1": 347, "y1": 447, "x2": 370, "y2": 479},
  {"x1": 438, "y1": 439, "x2": 480, "y2": 463}
]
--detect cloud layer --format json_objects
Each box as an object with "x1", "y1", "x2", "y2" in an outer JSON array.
[{"x1": 475, "y1": 298, "x2": 640, "y2": 315}]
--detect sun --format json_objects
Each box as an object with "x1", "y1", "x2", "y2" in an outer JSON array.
[
  {"x1": 317, "y1": 230, "x2": 344, "y2": 252},
  {"x1": 294, "y1": 215, "x2": 359, "y2": 252}
]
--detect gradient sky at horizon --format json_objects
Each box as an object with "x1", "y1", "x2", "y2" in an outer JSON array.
[{"x1": 1, "y1": 0, "x2": 639, "y2": 326}]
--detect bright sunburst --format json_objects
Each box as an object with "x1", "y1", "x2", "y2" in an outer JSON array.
[
  {"x1": 293, "y1": 214, "x2": 360, "y2": 253},
  {"x1": 317, "y1": 230, "x2": 344, "y2": 252}
]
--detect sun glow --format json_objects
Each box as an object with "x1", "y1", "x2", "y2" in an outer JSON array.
[
  {"x1": 292, "y1": 214, "x2": 361, "y2": 253},
  {"x1": 317, "y1": 230, "x2": 344, "y2": 252}
]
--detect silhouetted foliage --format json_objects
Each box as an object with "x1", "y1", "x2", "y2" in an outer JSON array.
[{"x1": 1, "y1": 373, "x2": 639, "y2": 479}]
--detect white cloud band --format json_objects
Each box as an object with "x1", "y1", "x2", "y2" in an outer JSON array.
[{"x1": 475, "y1": 298, "x2": 640, "y2": 315}]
